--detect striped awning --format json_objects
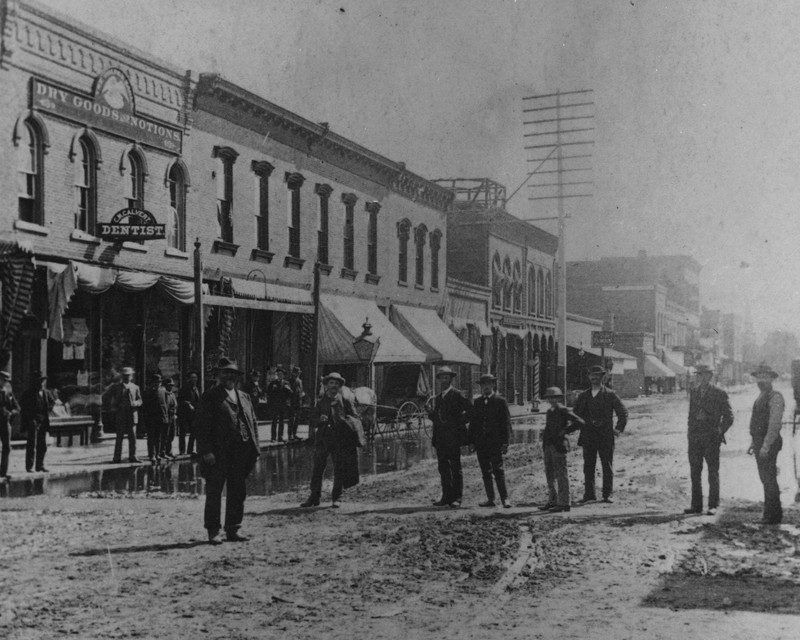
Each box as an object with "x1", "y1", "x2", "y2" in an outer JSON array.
[{"x1": 0, "y1": 239, "x2": 35, "y2": 351}]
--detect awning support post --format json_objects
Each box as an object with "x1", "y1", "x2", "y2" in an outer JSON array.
[{"x1": 194, "y1": 238, "x2": 205, "y2": 391}]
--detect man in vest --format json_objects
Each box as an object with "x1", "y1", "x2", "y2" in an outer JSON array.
[
  {"x1": 685, "y1": 364, "x2": 733, "y2": 516},
  {"x1": 748, "y1": 364, "x2": 784, "y2": 525},
  {"x1": 573, "y1": 364, "x2": 628, "y2": 503}
]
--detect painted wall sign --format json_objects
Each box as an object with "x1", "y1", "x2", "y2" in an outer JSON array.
[
  {"x1": 31, "y1": 69, "x2": 182, "y2": 153},
  {"x1": 99, "y1": 208, "x2": 166, "y2": 241}
]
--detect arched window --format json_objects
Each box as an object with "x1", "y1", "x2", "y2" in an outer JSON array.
[
  {"x1": 513, "y1": 260, "x2": 522, "y2": 313},
  {"x1": 166, "y1": 162, "x2": 186, "y2": 250},
  {"x1": 537, "y1": 269, "x2": 545, "y2": 316},
  {"x1": 545, "y1": 271, "x2": 553, "y2": 318},
  {"x1": 17, "y1": 119, "x2": 44, "y2": 224},
  {"x1": 398, "y1": 219, "x2": 411, "y2": 283},
  {"x1": 213, "y1": 146, "x2": 238, "y2": 243},
  {"x1": 430, "y1": 229, "x2": 442, "y2": 289},
  {"x1": 414, "y1": 224, "x2": 427, "y2": 287},
  {"x1": 492, "y1": 253, "x2": 502, "y2": 309},
  {"x1": 502, "y1": 257, "x2": 512, "y2": 311},
  {"x1": 74, "y1": 134, "x2": 98, "y2": 234},
  {"x1": 528, "y1": 266, "x2": 536, "y2": 315},
  {"x1": 125, "y1": 148, "x2": 145, "y2": 210}
]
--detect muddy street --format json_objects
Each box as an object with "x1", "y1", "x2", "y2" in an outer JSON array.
[{"x1": 2, "y1": 386, "x2": 800, "y2": 639}]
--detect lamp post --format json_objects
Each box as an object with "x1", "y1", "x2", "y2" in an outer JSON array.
[{"x1": 353, "y1": 319, "x2": 379, "y2": 388}]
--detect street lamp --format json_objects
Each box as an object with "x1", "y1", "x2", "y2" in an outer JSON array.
[{"x1": 353, "y1": 318, "x2": 380, "y2": 387}]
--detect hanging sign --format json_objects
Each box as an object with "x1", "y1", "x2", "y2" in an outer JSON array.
[
  {"x1": 99, "y1": 208, "x2": 165, "y2": 241},
  {"x1": 591, "y1": 331, "x2": 615, "y2": 348}
]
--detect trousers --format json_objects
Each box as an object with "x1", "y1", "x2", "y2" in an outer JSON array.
[
  {"x1": 271, "y1": 406, "x2": 287, "y2": 441},
  {"x1": 755, "y1": 436, "x2": 783, "y2": 523},
  {"x1": 544, "y1": 444, "x2": 570, "y2": 506},
  {"x1": 688, "y1": 435, "x2": 720, "y2": 510},
  {"x1": 308, "y1": 436, "x2": 345, "y2": 501},
  {"x1": 476, "y1": 446, "x2": 507, "y2": 502},
  {"x1": 25, "y1": 421, "x2": 48, "y2": 471},
  {"x1": 0, "y1": 420, "x2": 10, "y2": 477},
  {"x1": 436, "y1": 445, "x2": 463, "y2": 503},
  {"x1": 582, "y1": 433, "x2": 614, "y2": 499},
  {"x1": 203, "y1": 439, "x2": 252, "y2": 534},
  {"x1": 112, "y1": 419, "x2": 137, "y2": 461}
]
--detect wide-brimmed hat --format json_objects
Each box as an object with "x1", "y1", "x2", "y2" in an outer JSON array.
[
  {"x1": 121, "y1": 367, "x2": 135, "y2": 375},
  {"x1": 694, "y1": 364, "x2": 713, "y2": 375},
  {"x1": 322, "y1": 372, "x2": 346, "y2": 385},
  {"x1": 274, "y1": 364, "x2": 286, "y2": 374},
  {"x1": 247, "y1": 368, "x2": 260, "y2": 377},
  {"x1": 148, "y1": 373, "x2": 162, "y2": 383},
  {"x1": 751, "y1": 364, "x2": 779, "y2": 379},
  {"x1": 31, "y1": 370, "x2": 47, "y2": 381},
  {"x1": 436, "y1": 366, "x2": 456, "y2": 378},
  {"x1": 479, "y1": 373, "x2": 497, "y2": 384},
  {"x1": 587, "y1": 365, "x2": 607, "y2": 375},
  {"x1": 291, "y1": 365, "x2": 302, "y2": 374},
  {"x1": 542, "y1": 386, "x2": 564, "y2": 399},
  {"x1": 216, "y1": 358, "x2": 244, "y2": 375},
  {"x1": 162, "y1": 377, "x2": 174, "y2": 386}
]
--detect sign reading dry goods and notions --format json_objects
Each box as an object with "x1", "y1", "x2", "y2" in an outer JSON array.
[
  {"x1": 100, "y1": 208, "x2": 165, "y2": 241},
  {"x1": 31, "y1": 68, "x2": 182, "y2": 153}
]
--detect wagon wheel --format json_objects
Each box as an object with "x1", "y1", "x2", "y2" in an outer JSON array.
[
  {"x1": 397, "y1": 401, "x2": 420, "y2": 437},
  {"x1": 418, "y1": 412, "x2": 431, "y2": 438}
]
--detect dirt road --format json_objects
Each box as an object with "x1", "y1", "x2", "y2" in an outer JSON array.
[{"x1": 2, "y1": 386, "x2": 800, "y2": 639}]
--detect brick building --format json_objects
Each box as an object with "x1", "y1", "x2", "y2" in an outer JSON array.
[
  {"x1": 436, "y1": 178, "x2": 558, "y2": 404},
  {"x1": 0, "y1": 0, "x2": 477, "y2": 438}
]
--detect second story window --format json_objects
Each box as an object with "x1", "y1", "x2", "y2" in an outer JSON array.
[
  {"x1": 213, "y1": 146, "x2": 238, "y2": 243},
  {"x1": 315, "y1": 184, "x2": 332, "y2": 264},
  {"x1": 513, "y1": 261, "x2": 522, "y2": 313},
  {"x1": 545, "y1": 271, "x2": 553, "y2": 318},
  {"x1": 252, "y1": 161, "x2": 274, "y2": 251},
  {"x1": 17, "y1": 119, "x2": 44, "y2": 224},
  {"x1": 285, "y1": 172, "x2": 305, "y2": 258},
  {"x1": 429, "y1": 229, "x2": 441, "y2": 289},
  {"x1": 528, "y1": 266, "x2": 536, "y2": 315},
  {"x1": 167, "y1": 162, "x2": 187, "y2": 251},
  {"x1": 538, "y1": 269, "x2": 545, "y2": 316},
  {"x1": 74, "y1": 134, "x2": 98, "y2": 234},
  {"x1": 342, "y1": 193, "x2": 357, "y2": 270},
  {"x1": 414, "y1": 224, "x2": 427, "y2": 287},
  {"x1": 492, "y1": 253, "x2": 502, "y2": 309},
  {"x1": 125, "y1": 149, "x2": 145, "y2": 210},
  {"x1": 366, "y1": 202, "x2": 381, "y2": 275},
  {"x1": 398, "y1": 219, "x2": 411, "y2": 283}
]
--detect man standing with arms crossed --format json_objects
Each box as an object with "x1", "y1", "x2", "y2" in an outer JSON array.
[
  {"x1": 574, "y1": 364, "x2": 628, "y2": 504},
  {"x1": 748, "y1": 364, "x2": 785, "y2": 525},
  {"x1": 685, "y1": 364, "x2": 733, "y2": 516}
]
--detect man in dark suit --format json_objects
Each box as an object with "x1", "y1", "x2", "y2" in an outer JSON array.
[
  {"x1": 469, "y1": 373, "x2": 513, "y2": 508},
  {"x1": 177, "y1": 370, "x2": 200, "y2": 457},
  {"x1": 685, "y1": 364, "x2": 733, "y2": 516},
  {"x1": 573, "y1": 364, "x2": 628, "y2": 503},
  {"x1": 142, "y1": 374, "x2": 163, "y2": 463},
  {"x1": 266, "y1": 366, "x2": 292, "y2": 442},
  {"x1": 195, "y1": 358, "x2": 261, "y2": 544},
  {"x1": 22, "y1": 372, "x2": 55, "y2": 473},
  {"x1": 0, "y1": 370, "x2": 20, "y2": 481},
  {"x1": 428, "y1": 366, "x2": 471, "y2": 508},
  {"x1": 748, "y1": 364, "x2": 784, "y2": 525},
  {"x1": 109, "y1": 366, "x2": 143, "y2": 464}
]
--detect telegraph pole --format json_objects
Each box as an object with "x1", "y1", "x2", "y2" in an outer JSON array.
[{"x1": 521, "y1": 89, "x2": 594, "y2": 397}]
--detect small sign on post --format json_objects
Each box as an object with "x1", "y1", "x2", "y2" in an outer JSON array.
[{"x1": 591, "y1": 331, "x2": 615, "y2": 348}]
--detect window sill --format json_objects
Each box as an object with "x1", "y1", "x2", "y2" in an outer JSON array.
[
  {"x1": 284, "y1": 255, "x2": 305, "y2": 270},
  {"x1": 340, "y1": 267, "x2": 358, "y2": 281},
  {"x1": 122, "y1": 241, "x2": 148, "y2": 253},
  {"x1": 70, "y1": 229, "x2": 100, "y2": 244},
  {"x1": 317, "y1": 263, "x2": 333, "y2": 276},
  {"x1": 165, "y1": 247, "x2": 189, "y2": 260},
  {"x1": 14, "y1": 220, "x2": 49, "y2": 236},
  {"x1": 212, "y1": 239, "x2": 239, "y2": 257},
  {"x1": 430, "y1": 286, "x2": 439, "y2": 293},
  {"x1": 250, "y1": 248, "x2": 274, "y2": 264},
  {"x1": 414, "y1": 283, "x2": 425, "y2": 291},
  {"x1": 365, "y1": 273, "x2": 381, "y2": 285},
  {"x1": 397, "y1": 280, "x2": 408, "y2": 287}
]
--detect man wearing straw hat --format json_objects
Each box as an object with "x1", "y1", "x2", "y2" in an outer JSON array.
[
  {"x1": 195, "y1": 358, "x2": 261, "y2": 544},
  {"x1": 428, "y1": 366, "x2": 471, "y2": 508},
  {"x1": 748, "y1": 364, "x2": 785, "y2": 525}
]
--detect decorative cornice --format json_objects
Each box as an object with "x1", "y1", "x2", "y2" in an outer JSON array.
[
  {"x1": 315, "y1": 183, "x2": 333, "y2": 198},
  {"x1": 212, "y1": 145, "x2": 239, "y2": 163},
  {"x1": 365, "y1": 201, "x2": 381, "y2": 214},
  {"x1": 251, "y1": 160, "x2": 274, "y2": 177},
  {"x1": 285, "y1": 171, "x2": 305, "y2": 190},
  {"x1": 341, "y1": 192, "x2": 358, "y2": 206}
]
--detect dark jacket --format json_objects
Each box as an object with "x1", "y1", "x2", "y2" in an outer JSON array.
[
  {"x1": 543, "y1": 404, "x2": 584, "y2": 453},
  {"x1": 0, "y1": 384, "x2": 20, "y2": 427},
  {"x1": 141, "y1": 386, "x2": 163, "y2": 426},
  {"x1": 311, "y1": 392, "x2": 361, "y2": 489},
  {"x1": 20, "y1": 386, "x2": 55, "y2": 433},
  {"x1": 194, "y1": 385, "x2": 261, "y2": 476},
  {"x1": 266, "y1": 379, "x2": 292, "y2": 407},
  {"x1": 106, "y1": 381, "x2": 142, "y2": 427},
  {"x1": 428, "y1": 387, "x2": 471, "y2": 451},
  {"x1": 468, "y1": 393, "x2": 512, "y2": 450},
  {"x1": 687, "y1": 384, "x2": 733, "y2": 441},
  {"x1": 573, "y1": 385, "x2": 628, "y2": 446},
  {"x1": 176, "y1": 383, "x2": 200, "y2": 425}
]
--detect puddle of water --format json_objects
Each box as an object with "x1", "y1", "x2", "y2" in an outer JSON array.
[{"x1": 0, "y1": 428, "x2": 541, "y2": 499}]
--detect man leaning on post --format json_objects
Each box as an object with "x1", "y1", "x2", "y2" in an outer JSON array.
[{"x1": 685, "y1": 364, "x2": 733, "y2": 516}]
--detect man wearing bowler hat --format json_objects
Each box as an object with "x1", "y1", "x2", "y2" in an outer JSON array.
[
  {"x1": 0, "y1": 371, "x2": 19, "y2": 481},
  {"x1": 109, "y1": 366, "x2": 143, "y2": 464},
  {"x1": 573, "y1": 364, "x2": 628, "y2": 503},
  {"x1": 195, "y1": 358, "x2": 261, "y2": 543},
  {"x1": 428, "y1": 366, "x2": 471, "y2": 508},
  {"x1": 748, "y1": 364, "x2": 784, "y2": 524},
  {"x1": 267, "y1": 365, "x2": 292, "y2": 442},
  {"x1": 468, "y1": 373, "x2": 513, "y2": 508},
  {"x1": 21, "y1": 371, "x2": 55, "y2": 473},
  {"x1": 685, "y1": 364, "x2": 733, "y2": 516}
]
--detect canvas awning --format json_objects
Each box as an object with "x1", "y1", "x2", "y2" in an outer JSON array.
[
  {"x1": 568, "y1": 343, "x2": 639, "y2": 372},
  {"x1": 449, "y1": 316, "x2": 492, "y2": 337},
  {"x1": 319, "y1": 293, "x2": 426, "y2": 365},
  {"x1": 661, "y1": 350, "x2": 688, "y2": 375},
  {"x1": 202, "y1": 277, "x2": 313, "y2": 315},
  {"x1": 644, "y1": 354, "x2": 676, "y2": 378},
  {"x1": 0, "y1": 238, "x2": 35, "y2": 350},
  {"x1": 390, "y1": 305, "x2": 481, "y2": 365}
]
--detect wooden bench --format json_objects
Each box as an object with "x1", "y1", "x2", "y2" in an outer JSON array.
[{"x1": 49, "y1": 416, "x2": 93, "y2": 446}]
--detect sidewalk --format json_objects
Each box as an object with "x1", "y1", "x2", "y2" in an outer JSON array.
[{"x1": 2, "y1": 421, "x2": 311, "y2": 482}]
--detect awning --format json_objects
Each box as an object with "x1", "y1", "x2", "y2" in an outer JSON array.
[
  {"x1": 319, "y1": 293, "x2": 426, "y2": 365},
  {"x1": 448, "y1": 316, "x2": 492, "y2": 337},
  {"x1": 47, "y1": 260, "x2": 196, "y2": 341},
  {"x1": 495, "y1": 325, "x2": 527, "y2": 340},
  {"x1": 644, "y1": 354, "x2": 676, "y2": 378},
  {"x1": 568, "y1": 343, "x2": 639, "y2": 372},
  {"x1": 661, "y1": 350, "x2": 688, "y2": 375},
  {"x1": 0, "y1": 239, "x2": 35, "y2": 351},
  {"x1": 203, "y1": 277, "x2": 313, "y2": 315},
  {"x1": 390, "y1": 305, "x2": 481, "y2": 365}
]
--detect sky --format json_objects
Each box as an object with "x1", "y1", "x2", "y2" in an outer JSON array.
[{"x1": 36, "y1": 0, "x2": 800, "y2": 337}]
